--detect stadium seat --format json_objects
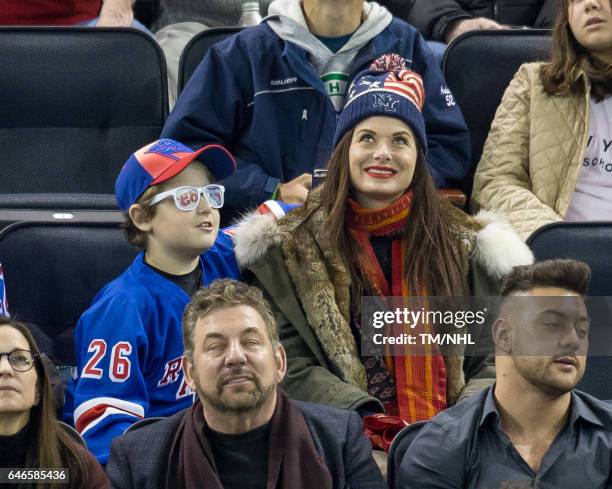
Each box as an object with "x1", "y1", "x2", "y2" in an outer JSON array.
[
  {"x1": 124, "y1": 417, "x2": 164, "y2": 433},
  {"x1": 178, "y1": 27, "x2": 241, "y2": 93},
  {"x1": 387, "y1": 421, "x2": 427, "y2": 489},
  {"x1": 59, "y1": 420, "x2": 87, "y2": 448},
  {"x1": 442, "y1": 29, "x2": 551, "y2": 196},
  {"x1": 0, "y1": 27, "x2": 168, "y2": 216},
  {"x1": 527, "y1": 222, "x2": 612, "y2": 400},
  {"x1": 0, "y1": 221, "x2": 138, "y2": 367}
]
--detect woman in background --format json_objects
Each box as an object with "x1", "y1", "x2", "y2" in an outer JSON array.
[
  {"x1": 0, "y1": 316, "x2": 108, "y2": 488},
  {"x1": 473, "y1": 0, "x2": 612, "y2": 240}
]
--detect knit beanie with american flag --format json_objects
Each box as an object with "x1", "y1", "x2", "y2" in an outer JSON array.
[{"x1": 333, "y1": 53, "x2": 427, "y2": 154}]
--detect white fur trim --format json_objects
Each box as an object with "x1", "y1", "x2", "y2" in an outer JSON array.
[
  {"x1": 233, "y1": 212, "x2": 281, "y2": 268},
  {"x1": 472, "y1": 211, "x2": 534, "y2": 278}
]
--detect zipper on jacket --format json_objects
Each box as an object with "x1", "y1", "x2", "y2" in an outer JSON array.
[{"x1": 301, "y1": 109, "x2": 308, "y2": 139}]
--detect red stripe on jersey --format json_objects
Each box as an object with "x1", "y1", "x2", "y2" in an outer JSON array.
[{"x1": 75, "y1": 403, "x2": 143, "y2": 433}]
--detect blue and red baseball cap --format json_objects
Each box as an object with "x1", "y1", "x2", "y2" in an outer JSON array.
[{"x1": 115, "y1": 139, "x2": 236, "y2": 212}]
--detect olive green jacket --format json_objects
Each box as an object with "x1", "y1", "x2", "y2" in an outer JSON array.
[{"x1": 233, "y1": 189, "x2": 533, "y2": 412}]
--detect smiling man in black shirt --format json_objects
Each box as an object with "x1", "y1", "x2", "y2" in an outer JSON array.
[{"x1": 399, "y1": 259, "x2": 612, "y2": 489}]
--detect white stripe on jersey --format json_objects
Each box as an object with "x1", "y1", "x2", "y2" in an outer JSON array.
[{"x1": 74, "y1": 396, "x2": 145, "y2": 434}]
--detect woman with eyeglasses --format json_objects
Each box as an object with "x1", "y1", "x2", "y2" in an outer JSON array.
[
  {"x1": 473, "y1": 0, "x2": 612, "y2": 240},
  {"x1": 0, "y1": 316, "x2": 108, "y2": 488}
]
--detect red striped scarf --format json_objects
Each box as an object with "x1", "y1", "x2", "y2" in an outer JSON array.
[{"x1": 346, "y1": 192, "x2": 447, "y2": 423}]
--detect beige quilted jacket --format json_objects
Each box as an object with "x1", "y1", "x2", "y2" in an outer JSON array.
[{"x1": 472, "y1": 62, "x2": 591, "y2": 241}]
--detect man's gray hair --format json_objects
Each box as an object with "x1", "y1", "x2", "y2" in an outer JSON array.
[{"x1": 182, "y1": 279, "x2": 279, "y2": 358}]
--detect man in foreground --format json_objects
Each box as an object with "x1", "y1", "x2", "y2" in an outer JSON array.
[{"x1": 106, "y1": 279, "x2": 386, "y2": 488}]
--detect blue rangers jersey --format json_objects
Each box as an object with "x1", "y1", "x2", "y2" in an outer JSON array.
[{"x1": 64, "y1": 231, "x2": 239, "y2": 464}]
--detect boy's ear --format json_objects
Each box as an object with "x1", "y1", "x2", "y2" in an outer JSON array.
[{"x1": 128, "y1": 204, "x2": 154, "y2": 232}]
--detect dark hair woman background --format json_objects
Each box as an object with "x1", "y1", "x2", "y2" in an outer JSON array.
[
  {"x1": 0, "y1": 317, "x2": 108, "y2": 488},
  {"x1": 473, "y1": 0, "x2": 612, "y2": 239}
]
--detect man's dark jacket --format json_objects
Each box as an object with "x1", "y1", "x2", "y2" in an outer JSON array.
[
  {"x1": 161, "y1": 17, "x2": 470, "y2": 212},
  {"x1": 106, "y1": 401, "x2": 386, "y2": 489},
  {"x1": 402, "y1": 0, "x2": 558, "y2": 42}
]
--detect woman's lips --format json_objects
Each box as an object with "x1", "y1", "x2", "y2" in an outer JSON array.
[
  {"x1": 585, "y1": 17, "x2": 605, "y2": 28},
  {"x1": 364, "y1": 166, "x2": 397, "y2": 179}
]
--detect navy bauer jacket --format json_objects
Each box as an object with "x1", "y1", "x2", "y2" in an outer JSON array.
[{"x1": 162, "y1": 18, "x2": 470, "y2": 211}]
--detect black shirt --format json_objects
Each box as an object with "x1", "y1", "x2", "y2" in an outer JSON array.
[
  {"x1": 144, "y1": 259, "x2": 202, "y2": 297},
  {"x1": 399, "y1": 385, "x2": 612, "y2": 488},
  {"x1": 206, "y1": 422, "x2": 270, "y2": 489},
  {"x1": 0, "y1": 421, "x2": 30, "y2": 469}
]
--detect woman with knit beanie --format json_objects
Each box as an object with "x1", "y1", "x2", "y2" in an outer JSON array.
[{"x1": 233, "y1": 54, "x2": 533, "y2": 449}]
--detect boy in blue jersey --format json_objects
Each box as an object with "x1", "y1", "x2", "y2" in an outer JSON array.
[{"x1": 64, "y1": 138, "x2": 241, "y2": 464}]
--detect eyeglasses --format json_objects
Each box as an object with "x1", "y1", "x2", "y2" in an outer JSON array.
[
  {"x1": 0, "y1": 350, "x2": 38, "y2": 372},
  {"x1": 147, "y1": 185, "x2": 225, "y2": 211}
]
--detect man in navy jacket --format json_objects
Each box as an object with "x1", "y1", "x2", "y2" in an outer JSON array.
[{"x1": 162, "y1": 0, "x2": 470, "y2": 214}]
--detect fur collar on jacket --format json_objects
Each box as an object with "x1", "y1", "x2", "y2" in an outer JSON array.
[{"x1": 233, "y1": 188, "x2": 533, "y2": 404}]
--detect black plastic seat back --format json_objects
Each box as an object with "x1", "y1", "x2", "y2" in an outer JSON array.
[
  {"x1": 0, "y1": 27, "x2": 167, "y2": 206},
  {"x1": 443, "y1": 30, "x2": 551, "y2": 195},
  {"x1": 527, "y1": 222, "x2": 612, "y2": 295},
  {"x1": 527, "y1": 222, "x2": 612, "y2": 399},
  {"x1": 178, "y1": 27, "x2": 241, "y2": 93},
  {"x1": 58, "y1": 420, "x2": 87, "y2": 448},
  {"x1": 0, "y1": 222, "x2": 138, "y2": 365},
  {"x1": 124, "y1": 416, "x2": 164, "y2": 434},
  {"x1": 387, "y1": 421, "x2": 427, "y2": 489}
]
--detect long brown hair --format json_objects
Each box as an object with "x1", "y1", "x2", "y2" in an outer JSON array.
[
  {"x1": 320, "y1": 130, "x2": 464, "y2": 307},
  {"x1": 0, "y1": 317, "x2": 90, "y2": 489},
  {"x1": 541, "y1": 0, "x2": 612, "y2": 101}
]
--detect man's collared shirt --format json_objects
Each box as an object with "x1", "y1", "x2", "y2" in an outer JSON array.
[{"x1": 398, "y1": 385, "x2": 612, "y2": 489}]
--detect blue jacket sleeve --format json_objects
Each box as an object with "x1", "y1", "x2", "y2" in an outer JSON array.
[
  {"x1": 412, "y1": 34, "x2": 470, "y2": 188},
  {"x1": 161, "y1": 38, "x2": 280, "y2": 210},
  {"x1": 69, "y1": 295, "x2": 149, "y2": 465}
]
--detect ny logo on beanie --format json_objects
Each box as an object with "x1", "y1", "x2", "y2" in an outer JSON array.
[{"x1": 373, "y1": 93, "x2": 400, "y2": 112}]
